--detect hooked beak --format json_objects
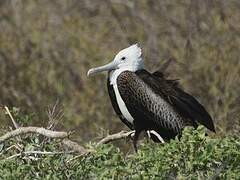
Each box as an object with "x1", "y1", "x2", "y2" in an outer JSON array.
[{"x1": 87, "y1": 60, "x2": 117, "y2": 76}]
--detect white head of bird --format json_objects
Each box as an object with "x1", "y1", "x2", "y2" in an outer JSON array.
[{"x1": 87, "y1": 44, "x2": 144, "y2": 83}]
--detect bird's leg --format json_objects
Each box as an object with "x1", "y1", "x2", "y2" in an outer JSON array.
[
  {"x1": 146, "y1": 130, "x2": 151, "y2": 143},
  {"x1": 133, "y1": 130, "x2": 141, "y2": 153}
]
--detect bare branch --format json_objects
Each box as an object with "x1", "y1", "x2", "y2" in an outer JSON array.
[
  {"x1": 0, "y1": 126, "x2": 139, "y2": 158},
  {"x1": 0, "y1": 127, "x2": 68, "y2": 143},
  {"x1": 96, "y1": 130, "x2": 135, "y2": 146},
  {"x1": 0, "y1": 126, "x2": 90, "y2": 155}
]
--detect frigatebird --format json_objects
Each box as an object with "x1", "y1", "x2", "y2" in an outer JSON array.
[{"x1": 87, "y1": 44, "x2": 215, "y2": 151}]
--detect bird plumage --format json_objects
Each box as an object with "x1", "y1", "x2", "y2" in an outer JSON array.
[
  {"x1": 87, "y1": 44, "x2": 215, "y2": 151},
  {"x1": 107, "y1": 69, "x2": 215, "y2": 146}
]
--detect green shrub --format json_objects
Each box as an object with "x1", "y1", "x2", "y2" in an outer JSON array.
[
  {"x1": 0, "y1": 127, "x2": 239, "y2": 179},
  {"x1": 0, "y1": 1, "x2": 239, "y2": 139}
]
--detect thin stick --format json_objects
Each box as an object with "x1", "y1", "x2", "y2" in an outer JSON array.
[
  {"x1": 23, "y1": 150, "x2": 74, "y2": 155},
  {"x1": 66, "y1": 154, "x2": 87, "y2": 163},
  {"x1": 0, "y1": 144, "x2": 22, "y2": 156},
  {"x1": 4, "y1": 153, "x2": 21, "y2": 160},
  {"x1": 4, "y1": 106, "x2": 19, "y2": 129},
  {"x1": 2, "y1": 151, "x2": 75, "y2": 161}
]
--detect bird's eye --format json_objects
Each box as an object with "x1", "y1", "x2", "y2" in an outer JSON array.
[{"x1": 121, "y1": 57, "x2": 126, "y2": 61}]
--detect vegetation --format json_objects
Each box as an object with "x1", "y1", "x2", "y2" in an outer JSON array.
[
  {"x1": 0, "y1": 127, "x2": 240, "y2": 179},
  {"x1": 0, "y1": 0, "x2": 239, "y2": 137}
]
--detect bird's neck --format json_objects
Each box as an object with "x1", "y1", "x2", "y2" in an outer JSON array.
[
  {"x1": 109, "y1": 62, "x2": 144, "y2": 85},
  {"x1": 109, "y1": 68, "x2": 130, "y2": 85}
]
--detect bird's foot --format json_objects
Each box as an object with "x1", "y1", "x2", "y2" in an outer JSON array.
[
  {"x1": 133, "y1": 141, "x2": 138, "y2": 153},
  {"x1": 132, "y1": 130, "x2": 141, "y2": 153}
]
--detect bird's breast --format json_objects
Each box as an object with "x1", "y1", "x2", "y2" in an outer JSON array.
[
  {"x1": 112, "y1": 82, "x2": 134, "y2": 124},
  {"x1": 109, "y1": 68, "x2": 133, "y2": 85}
]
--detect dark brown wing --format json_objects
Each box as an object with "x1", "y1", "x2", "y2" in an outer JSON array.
[
  {"x1": 136, "y1": 69, "x2": 215, "y2": 132},
  {"x1": 117, "y1": 71, "x2": 185, "y2": 139}
]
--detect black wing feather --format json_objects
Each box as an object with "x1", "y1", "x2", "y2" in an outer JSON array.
[{"x1": 136, "y1": 69, "x2": 215, "y2": 132}]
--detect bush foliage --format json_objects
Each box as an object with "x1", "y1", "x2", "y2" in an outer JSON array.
[
  {"x1": 0, "y1": 127, "x2": 239, "y2": 179},
  {"x1": 0, "y1": 1, "x2": 239, "y2": 139}
]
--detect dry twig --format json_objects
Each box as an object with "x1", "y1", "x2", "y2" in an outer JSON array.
[
  {"x1": 3, "y1": 150, "x2": 75, "y2": 161},
  {"x1": 4, "y1": 106, "x2": 19, "y2": 129},
  {"x1": 47, "y1": 100, "x2": 64, "y2": 130}
]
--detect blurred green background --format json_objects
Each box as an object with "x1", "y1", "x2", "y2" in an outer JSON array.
[{"x1": 0, "y1": 0, "x2": 239, "y2": 141}]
